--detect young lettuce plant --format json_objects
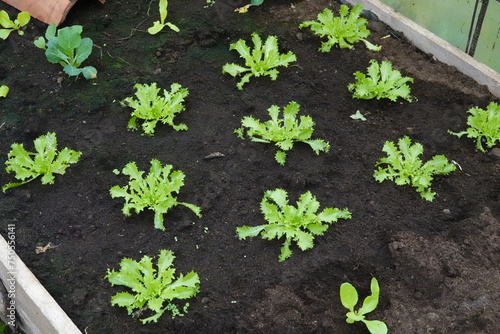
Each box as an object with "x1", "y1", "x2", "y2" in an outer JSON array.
[
  {"x1": 299, "y1": 4, "x2": 381, "y2": 52},
  {"x1": 374, "y1": 136, "x2": 456, "y2": 201},
  {"x1": 340, "y1": 278, "x2": 388, "y2": 334},
  {"x1": 34, "y1": 23, "x2": 97, "y2": 80},
  {"x1": 0, "y1": 10, "x2": 30, "y2": 39},
  {"x1": 448, "y1": 101, "x2": 500, "y2": 152},
  {"x1": 234, "y1": 101, "x2": 330, "y2": 165},
  {"x1": 236, "y1": 188, "x2": 351, "y2": 262},
  {"x1": 2, "y1": 132, "x2": 82, "y2": 192},
  {"x1": 222, "y1": 33, "x2": 297, "y2": 90},
  {"x1": 148, "y1": 0, "x2": 180, "y2": 35},
  {"x1": 348, "y1": 59, "x2": 414, "y2": 102},
  {"x1": 110, "y1": 159, "x2": 201, "y2": 231},
  {"x1": 121, "y1": 82, "x2": 189, "y2": 135},
  {"x1": 104, "y1": 249, "x2": 200, "y2": 324}
]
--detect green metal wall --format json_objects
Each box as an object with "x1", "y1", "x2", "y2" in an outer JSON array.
[{"x1": 380, "y1": 0, "x2": 500, "y2": 72}]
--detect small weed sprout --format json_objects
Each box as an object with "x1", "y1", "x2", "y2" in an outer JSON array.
[{"x1": 148, "y1": 0, "x2": 180, "y2": 35}]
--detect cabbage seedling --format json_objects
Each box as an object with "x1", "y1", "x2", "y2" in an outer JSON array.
[
  {"x1": 448, "y1": 102, "x2": 500, "y2": 152},
  {"x1": 348, "y1": 59, "x2": 414, "y2": 102},
  {"x1": 222, "y1": 33, "x2": 296, "y2": 90},
  {"x1": 121, "y1": 82, "x2": 189, "y2": 135},
  {"x1": 148, "y1": 0, "x2": 180, "y2": 35},
  {"x1": 234, "y1": 101, "x2": 330, "y2": 165},
  {"x1": 105, "y1": 249, "x2": 200, "y2": 324},
  {"x1": 299, "y1": 4, "x2": 380, "y2": 51},
  {"x1": 0, "y1": 10, "x2": 30, "y2": 39},
  {"x1": 34, "y1": 23, "x2": 97, "y2": 79},
  {"x1": 374, "y1": 136, "x2": 456, "y2": 201},
  {"x1": 236, "y1": 188, "x2": 351, "y2": 262},
  {"x1": 110, "y1": 159, "x2": 202, "y2": 231},
  {"x1": 340, "y1": 278, "x2": 388, "y2": 334},
  {"x1": 2, "y1": 132, "x2": 82, "y2": 192}
]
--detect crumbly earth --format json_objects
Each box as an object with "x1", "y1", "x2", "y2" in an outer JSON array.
[{"x1": 1, "y1": 0, "x2": 499, "y2": 333}]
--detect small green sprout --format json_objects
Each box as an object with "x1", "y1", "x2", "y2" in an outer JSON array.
[
  {"x1": 121, "y1": 82, "x2": 189, "y2": 135},
  {"x1": 236, "y1": 188, "x2": 351, "y2": 262},
  {"x1": 348, "y1": 60, "x2": 414, "y2": 102},
  {"x1": 110, "y1": 159, "x2": 201, "y2": 231},
  {"x1": 222, "y1": 33, "x2": 297, "y2": 90},
  {"x1": 0, "y1": 85, "x2": 8, "y2": 98},
  {"x1": 34, "y1": 24, "x2": 97, "y2": 79},
  {"x1": 234, "y1": 101, "x2": 330, "y2": 165},
  {"x1": 340, "y1": 278, "x2": 388, "y2": 334},
  {"x1": 105, "y1": 249, "x2": 200, "y2": 324},
  {"x1": 448, "y1": 102, "x2": 500, "y2": 152},
  {"x1": 2, "y1": 132, "x2": 82, "y2": 192},
  {"x1": 148, "y1": 0, "x2": 180, "y2": 35},
  {"x1": 299, "y1": 4, "x2": 381, "y2": 52},
  {"x1": 374, "y1": 136, "x2": 456, "y2": 201},
  {"x1": 0, "y1": 10, "x2": 30, "y2": 39}
]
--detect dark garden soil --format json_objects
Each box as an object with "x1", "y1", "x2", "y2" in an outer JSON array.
[{"x1": 1, "y1": 0, "x2": 500, "y2": 333}]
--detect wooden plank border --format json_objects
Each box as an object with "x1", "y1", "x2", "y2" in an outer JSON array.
[
  {"x1": 0, "y1": 234, "x2": 82, "y2": 334},
  {"x1": 346, "y1": 0, "x2": 500, "y2": 98}
]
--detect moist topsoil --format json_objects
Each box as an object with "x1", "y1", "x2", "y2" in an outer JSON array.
[{"x1": 1, "y1": 0, "x2": 499, "y2": 333}]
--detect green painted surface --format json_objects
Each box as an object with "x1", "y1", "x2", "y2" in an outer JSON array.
[{"x1": 380, "y1": 0, "x2": 500, "y2": 72}]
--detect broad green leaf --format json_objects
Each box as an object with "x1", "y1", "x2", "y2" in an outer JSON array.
[
  {"x1": 16, "y1": 11, "x2": 30, "y2": 26},
  {"x1": 236, "y1": 225, "x2": 267, "y2": 239},
  {"x1": 57, "y1": 25, "x2": 83, "y2": 54},
  {"x1": 110, "y1": 292, "x2": 137, "y2": 308},
  {"x1": 363, "y1": 320, "x2": 388, "y2": 334},
  {"x1": 0, "y1": 29, "x2": 11, "y2": 40},
  {"x1": 148, "y1": 21, "x2": 164, "y2": 35},
  {"x1": 0, "y1": 11, "x2": 12, "y2": 28},
  {"x1": 340, "y1": 282, "x2": 358, "y2": 311},
  {"x1": 358, "y1": 278, "x2": 380, "y2": 315}
]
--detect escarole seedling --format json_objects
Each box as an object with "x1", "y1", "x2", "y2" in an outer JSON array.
[
  {"x1": 299, "y1": 4, "x2": 381, "y2": 52},
  {"x1": 340, "y1": 278, "x2": 388, "y2": 334},
  {"x1": 110, "y1": 159, "x2": 201, "y2": 231},
  {"x1": 34, "y1": 23, "x2": 97, "y2": 80},
  {"x1": 105, "y1": 249, "x2": 200, "y2": 324},
  {"x1": 374, "y1": 136, "x2": 456, "y2": 201},
  {"x1": 121, "y1": 82, "x2": 189, "y2": 135},
  {"x1": 148, "y1": 0, "x2": 180, "y2": 35},
  {"x1": 348, "y1": 59, "x2": 414, "y2": 102},
  {"x1": 234, "y1": 101, "x2": 330, "y2": 165},
  {"x1": 0, "y1": 10, "x2": 30, "y2": 39},
  {"x1": 222, "y1": 33, "x2": 297, "y2": 90},
  {"x1": 2, "y1": 132, "x2": 82, "y2": 192},
  {"x1": 236, "y1": 188, "x2": 351, "y2": 262},
  {"x1": 448, "y1": 102, "x2": 500, "y2": 152}
]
